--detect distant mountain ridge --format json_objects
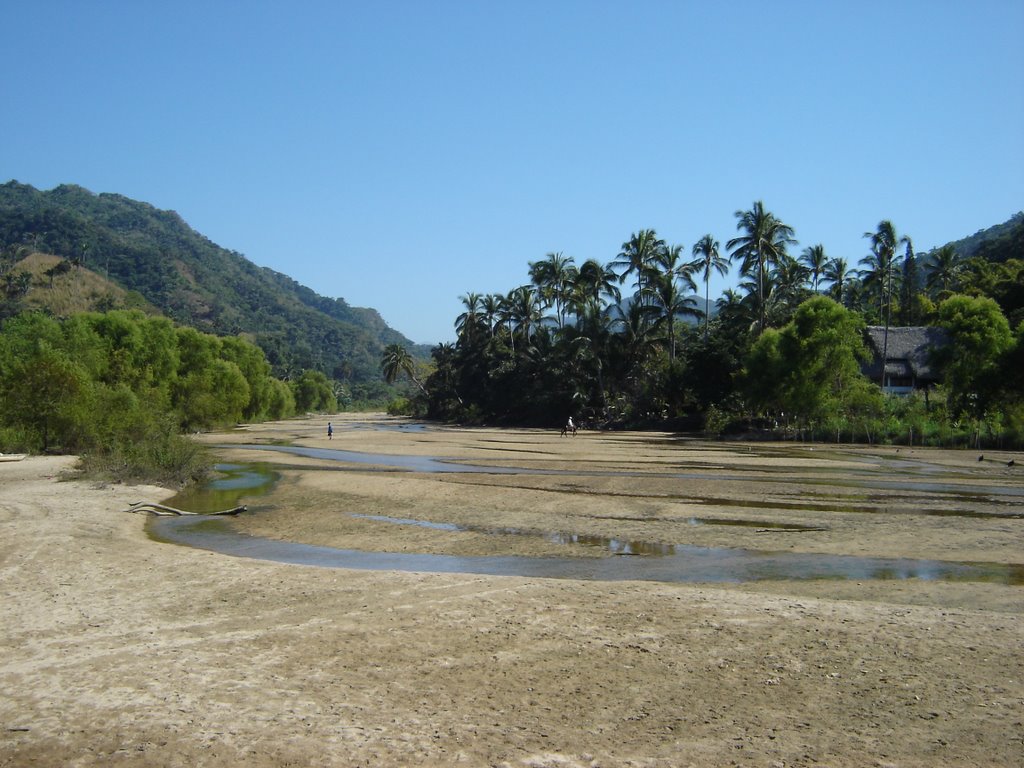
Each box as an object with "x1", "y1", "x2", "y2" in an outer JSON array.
[{"x1": 0, "y1": 181, "x2": 429, "y2": 385}]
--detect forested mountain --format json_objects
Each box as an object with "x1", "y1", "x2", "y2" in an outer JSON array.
[
  {"x1": 926, "y1": 211, "x2": 1024, "y2": 263},
  {"x1": 0, "y1": 181, "x2": 428, "y2": 386}
]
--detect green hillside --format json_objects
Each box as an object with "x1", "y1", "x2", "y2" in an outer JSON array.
[
  {"x1": 0, "y1": 181, "x2": 428, "y2": 385},
  {"x1": 922, "y1": 211, "x2": 1024, "y2": 263}
]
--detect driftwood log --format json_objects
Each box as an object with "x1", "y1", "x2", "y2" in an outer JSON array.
[{"x1": 125, "y1": 501, "x2": 246, "y2": 517}]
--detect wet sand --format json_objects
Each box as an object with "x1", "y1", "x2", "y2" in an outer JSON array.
[{"x1": 2, "y1": 414, "x2": 1022, "y2": 766}]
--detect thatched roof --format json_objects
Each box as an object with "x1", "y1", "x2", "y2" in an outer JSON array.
[{"x1": 862, "y1": 326, "x2": 948, "y2": 382}]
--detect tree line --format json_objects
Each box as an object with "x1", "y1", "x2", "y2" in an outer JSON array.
[
  {"x1": 385, "y1": 202, "x2": 1024, "y2": 448},
  {"x1": 0, "y1": 309, "x2": 341, "y2": 483}
]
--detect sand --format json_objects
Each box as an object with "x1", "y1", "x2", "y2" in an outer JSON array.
[{"x1": 1, "y1": 414, "x2": 1022, "y2": 767}]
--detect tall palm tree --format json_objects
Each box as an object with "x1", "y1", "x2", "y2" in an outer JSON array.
[
  {"x1": 863, "y1": 221, "x2": 908, "y2": 316},
  {"x1": 528, "y1": 251, "x2": 575, "y2": 329},
  {"x1": 727, "y1": 201, "x2": 796, "y2": 334},
  {"x1": 480, "y1": 293, "x2": 502, "y2": 337},
  {"x1": 800, "y1": 244, "x2": 828, "y2": 293},
  {"x1": 643, "y1": 269, "x2": 699, "y2": 361},
  {"x1": 612, "y1": 229, "x2": 666, "y2": 303},
  {"x1": 455, "y1": 292, "x2": 483, "y2": 344},
  {"x1": 692, "y1": 234, "x2": 728, "y2": 341},
  {"x1": 863, "y1": 220, "x2": 909, "y2": 388},
  {"x1": 857, "y1": 242, "x2": 890, "y2": 318},
  {"x1": 575, "y1": 258, "x2": 621, "y2": 306},
  {"x1": 823, "y1": 257, "x2": 852, "y2": 306},
  {"x1": 771, "y1": 254, "x2": 810, "y2": 315},
  {"x1": 505, "y1": 285, "x2": 542, "y2": 348},
  {"x1": 652, "y1": 243, "x2": 698, "y2": 291}
]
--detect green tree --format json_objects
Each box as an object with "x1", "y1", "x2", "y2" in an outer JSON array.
[
  {"x1": 934, "y1": 294, "x2": 1013, "y2": 417},
  {"x1": 292, "y1": 369, "x2": 338, "y2": 413},
  {"x1": 899, "y1": 240, "x2": 920, "y2": 325},
  {"x1": 0, "y1": 332, "x2": 92, "y2": 451},
  {"x1": 744, "y1": 297, "x2": 878, "y2": 433}
]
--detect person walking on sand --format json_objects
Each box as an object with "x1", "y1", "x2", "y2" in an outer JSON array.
[{"x1": 327, "y1": 422, "x2": 333, "y2": 440}]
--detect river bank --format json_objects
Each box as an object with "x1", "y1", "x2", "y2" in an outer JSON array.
[{"x1": 2, "y1": 415, "x2": 1022, "y2": 766}]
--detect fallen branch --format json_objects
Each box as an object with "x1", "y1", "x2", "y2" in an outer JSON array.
[
  {"x1": 755, "y1": 527, "x2": 827, "y2": 533},
  {"x1": 125, "y1": 501, "x2": 246, "y2": 517}
]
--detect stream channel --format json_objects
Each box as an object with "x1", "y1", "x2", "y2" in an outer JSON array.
[{"x1": 149, "y1": 445, "x2": 1024, "y2": 586}]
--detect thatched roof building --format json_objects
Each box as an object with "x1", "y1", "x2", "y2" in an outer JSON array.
[{"x1": 862, "y1": 326, "x2": 948, "y2": 393}]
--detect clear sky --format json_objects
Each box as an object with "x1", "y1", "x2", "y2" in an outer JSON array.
[{"x1": 3, "y1": 1, "x2": 1022, "y2": 345}]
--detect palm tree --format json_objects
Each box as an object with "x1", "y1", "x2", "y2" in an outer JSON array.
[
  {"x1": 863, "y1": 220, "x2": 910, "y2": 388},
  {"x1": 455, "y1": 292, "x2": 483, "y2": 345},
  {"x1": 925, "y1": 244, "x2": 962, "y2": 297},
  {"x1": 800, "y1": 244, "x2": 828, "y2": 292},
  {"x1": 692, "y1": 234, "x2": 728, "y2": 341},
  {"x1": 727, "y1": 201, "x2": 796, "y2": 333},
  {"x1": 643, "y1": 262, "x2": 700, "y2": 364},
  {"x1": 380, "y1": 344, "x2": 427, "y2": 396},
  {"x1": 771, "y1": 254, "x2": 810, "y2": 315},
  {"x1": 574, "y1": 258, "x2": 621, "y2": 307},
  {"x1": 863, "y1": 221, "x2": 908, "y2": 315},
  {"x1": 528, "y1": 251, "x2": 575, "y2": 329},
  {"x1": 652, "y1": 243, "x2": 697, "y2": 290},
  {"x1": 610, "y1": 300, "x2": 661, "y2": 381},
  {"x1": 505, "y1": 285, "x2": 542, "y2": 348},
  {"x1": 823, "y1": 257, "x2": 852, "y2": 305},
  {"x1": 480, "y1": 293, "x2": 502, "y2": 337},
  {"x1": 612, "y1": 229, "x2": 666, "y2": 302}
]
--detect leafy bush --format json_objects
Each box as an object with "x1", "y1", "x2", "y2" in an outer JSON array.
[{"x1": 78, "y1": 417, "x2": 210, "y2": 487}]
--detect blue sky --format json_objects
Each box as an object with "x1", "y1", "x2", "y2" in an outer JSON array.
[{"x1": 3, "y1": 1, "x2": 1022, "y2": 345}]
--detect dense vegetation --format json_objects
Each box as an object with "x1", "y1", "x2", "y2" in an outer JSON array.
[
  {"x1": 0, "y1": 181, "x2": 428, "y2": 399},
  {"x1": 0, "y1": 309, "x2": 341, "y2": 483},
  {"x1": 393, "y1": 205, "x2": 1024, "y2": 448}
]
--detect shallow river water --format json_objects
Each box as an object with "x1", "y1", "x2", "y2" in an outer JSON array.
[{"x1": 149, "y1": 444, "x2": 1024, "y2": 586}]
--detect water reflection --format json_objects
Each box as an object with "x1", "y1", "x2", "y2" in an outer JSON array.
[{"x1": 165, "y1": 463, "x2": 278, "y2": 513}]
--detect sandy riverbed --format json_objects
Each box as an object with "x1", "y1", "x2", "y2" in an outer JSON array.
[{"x1": 1, "y1": 414, "x2": 1022, "y2": 766}]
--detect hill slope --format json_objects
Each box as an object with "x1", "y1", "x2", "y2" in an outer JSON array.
[
  {"x1": 923, "y1": 211, "x2": 1024, "y2": 263},
  {"x1": 0, "y1": 181, "x2": 428, "y2": 383}
]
